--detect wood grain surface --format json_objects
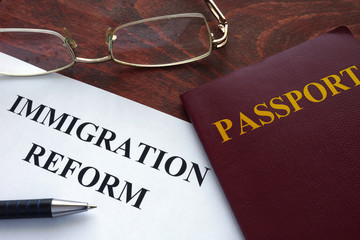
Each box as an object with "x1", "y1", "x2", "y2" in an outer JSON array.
[{"x1": 1, "y1": 0, "x2": 360, "y2": 121}]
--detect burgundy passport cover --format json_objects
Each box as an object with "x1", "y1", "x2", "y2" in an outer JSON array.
[{"x1": 181, "y1": 26, "x2": 360, "y2": 240}]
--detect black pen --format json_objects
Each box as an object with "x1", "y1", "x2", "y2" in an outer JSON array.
[{"x1": 0, "y1": 198, "x2": 96, "y2": 219}]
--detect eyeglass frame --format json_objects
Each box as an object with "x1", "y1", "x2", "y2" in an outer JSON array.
[{"x1": 0, "y1": 0, "x2": 228, "y2": 76}]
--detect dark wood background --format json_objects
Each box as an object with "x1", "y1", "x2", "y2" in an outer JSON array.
[{"x1": 1, "y1": 0, "x2": 360, "y2": 121}]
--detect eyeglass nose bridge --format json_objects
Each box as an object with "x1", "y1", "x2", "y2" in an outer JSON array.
[
  {"x1": 105, "y1": 27, "x2": 115, "y2": 46},
  {"x1": 63, "y1": 28, "x2": 112, "y2": 64},
  {"x1": 63, "y1": 28, "x2": 78, "y2": 49}
]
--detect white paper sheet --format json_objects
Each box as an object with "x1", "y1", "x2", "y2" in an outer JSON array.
[{"x1": 0, "y1": 53, "x2": 244, "y2": 239}]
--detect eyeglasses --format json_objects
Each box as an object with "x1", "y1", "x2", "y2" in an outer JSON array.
[{"x1": 0, "y1": 0, "x2": 228, "y2": 76}]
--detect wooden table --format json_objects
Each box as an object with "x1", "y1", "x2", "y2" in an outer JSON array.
[{"x1": 2, "y1": 0, "x2": 360, "y2": 121}]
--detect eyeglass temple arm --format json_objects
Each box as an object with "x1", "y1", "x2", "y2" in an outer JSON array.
[{"x1": 204, "y1": 0, "x2": 228, "y2": 49}]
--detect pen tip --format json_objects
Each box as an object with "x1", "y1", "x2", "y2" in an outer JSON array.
[{"x1": 88, "y1": 204, "x2": 97, "y2": 210}]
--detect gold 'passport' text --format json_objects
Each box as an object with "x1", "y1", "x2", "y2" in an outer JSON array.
[{"x1": 212, "y1": 65, "x2": 360, "y2": 143}]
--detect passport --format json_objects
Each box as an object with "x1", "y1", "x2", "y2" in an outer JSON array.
[{"x1": 181, "y1": 26, "x2": 360, "y2": 240}]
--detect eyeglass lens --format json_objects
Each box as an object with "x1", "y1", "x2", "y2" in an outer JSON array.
[
  {"x1": 111, "y1": 14, "x2": 212, "y2": 66},
  {"x1": 0, "y1": 31, "x2": 74, "y2": 76}
]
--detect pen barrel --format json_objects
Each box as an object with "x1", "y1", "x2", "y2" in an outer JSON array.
[{"x1": 0, "y1": 199, "x2": 53, "y2": 219}]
